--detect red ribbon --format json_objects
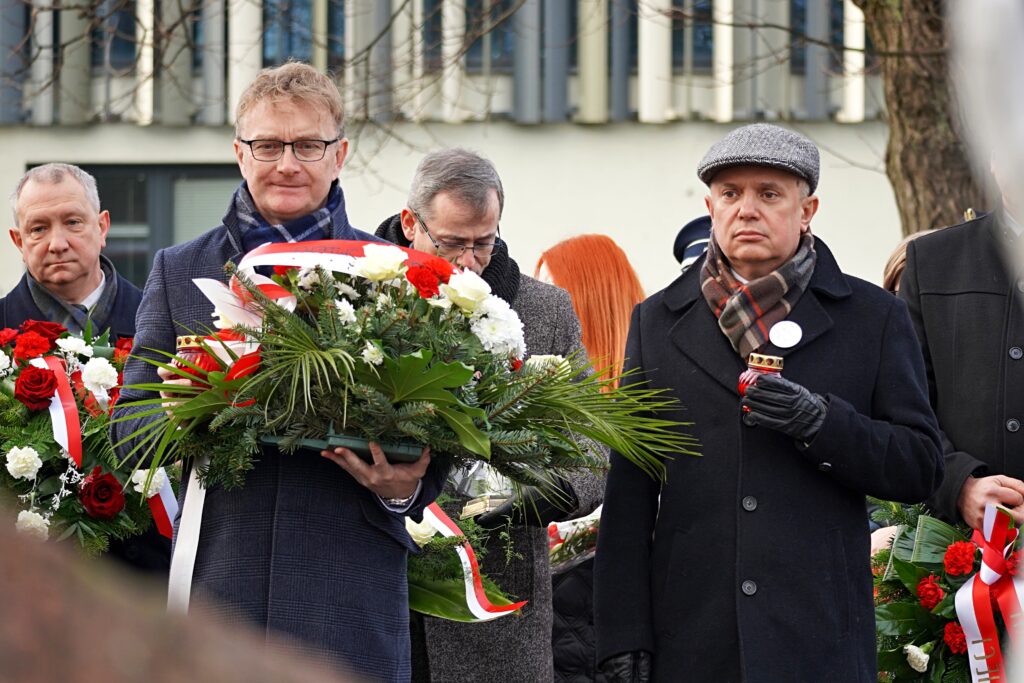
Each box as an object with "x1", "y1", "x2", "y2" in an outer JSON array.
[{"x1": 43, "y1": 356, "x2": 82, "y2": 467}]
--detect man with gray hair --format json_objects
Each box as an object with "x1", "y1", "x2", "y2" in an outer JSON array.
[
  {"x1": 3, "y1": 164, "x2": 168, "y2": 574},
  {"x1": 594, "y1": 124, "x2": 944, "y2": 681},
  {"x1": 3, "y1": 163, "x2": 141, "y2": 339},
  {"x1": 376, "y1": 148, "x2": 605, "y2": 682}
]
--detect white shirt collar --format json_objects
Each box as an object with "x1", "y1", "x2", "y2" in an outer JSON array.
[{"x1": 78, "y1": 271, "x2": 107, "y2": 310}]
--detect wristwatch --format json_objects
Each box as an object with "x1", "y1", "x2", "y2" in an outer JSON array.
[{"x1": 383, "y1": 492, "x2": 416, "y2": 507}]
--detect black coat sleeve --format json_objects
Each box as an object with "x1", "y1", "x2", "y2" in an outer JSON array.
[{"x1": 899, "y1": 240, "x2": 985, "y2": 520}]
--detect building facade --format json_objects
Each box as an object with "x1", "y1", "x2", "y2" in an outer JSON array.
[{"x1": 1, "y1": 0, "x2": 895, "y2": 295}]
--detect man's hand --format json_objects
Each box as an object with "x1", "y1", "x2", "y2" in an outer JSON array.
[
  {"x1": 320, "y1": 441, "x2": 431, "y2": 500},
  {"x1": 870, "y1": 525, "x2": 899, "y2": 556},
  {"x1": 157, "y1": 366, "x2": 195, "y2": 420},
  {"x1": 957, "y1": 475, "x2": 1024, "y2": 529},
  {"x1": 600, "y1": 651, "x2": 652, "y2": 683},
  {"x1": 740, "y1": 373, "x2": 828, "y2": 444}
]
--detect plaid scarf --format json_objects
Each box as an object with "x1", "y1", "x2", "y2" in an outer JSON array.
[
  {"x1": 701, "y1": 232, "x2": 816, "y2": 358},
  {"x1": 26, "y1": 254, "x2": 120, "y2": 334},
  {"x1": 233, "y1": 181, "x2": 340, "y2": 255}
]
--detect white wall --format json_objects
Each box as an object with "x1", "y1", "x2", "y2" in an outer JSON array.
[{"x1": 2, "y1": 119, "x2": 898, "y2": 297}]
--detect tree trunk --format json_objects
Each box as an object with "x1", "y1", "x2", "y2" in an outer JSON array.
[{"x1": 854, "y1": 0, "x2": 985, "y2": 236}]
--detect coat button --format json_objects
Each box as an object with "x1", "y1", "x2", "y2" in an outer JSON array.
[
  {"x1": 1011, "y1": 347, "x2": 1023, "y2": 360},
  {"x1": 741, "y1": 580, "x2": 757, "y2": 596},
  {"x1": 1008, "y1": 419, "x2": 1021, "y2": 433},
  {"x1": 742, "y1": 496, "x2": 758, "y2": 511},
  {"x1": 818, "y1": 461, "x2": 832, "y2": 472}
]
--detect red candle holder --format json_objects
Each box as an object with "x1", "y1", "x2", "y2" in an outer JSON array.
[{"x1": 738, "y1": 353, "x2": 784, "y2": 398}]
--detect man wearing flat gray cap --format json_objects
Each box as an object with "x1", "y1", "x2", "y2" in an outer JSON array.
[{"x1": 594, "y1": 123, "x2": 944, "y2": 682}]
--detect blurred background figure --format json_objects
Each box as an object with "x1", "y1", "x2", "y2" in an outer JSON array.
[
  {"x1": 672, "y1": 216, "x2": 712, "y2": 274},
  {"x1": 881, "y1": 229, "x2": 938, "y2": 295},
  {"x1": 535, "y1": 233, "x2": 645, "y2": 389},
  {"x1": 534, "y1": 233, "x2": 645, "y2": 683}
]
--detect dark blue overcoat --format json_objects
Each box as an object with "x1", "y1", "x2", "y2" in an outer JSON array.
[{"x1": 594, "y1": 239, "x2": 943, "y2": 682}]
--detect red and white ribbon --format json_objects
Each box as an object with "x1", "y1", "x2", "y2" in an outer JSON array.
[
  {"x1": 146, "y1": 472, "x2": 178, "y2": 540},
  {"x1": 954, "y1": 504, "x2": 1024, "y2": 682},
  {"x1": 30, "y1": 356, "x2": 82, "y2": 467},
  {"x1": 422, "y1": 502, "x2": 527, "y2": 621}
]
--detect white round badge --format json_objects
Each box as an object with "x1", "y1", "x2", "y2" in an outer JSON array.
[{"x1": 769, "y1": 320, "x2": 803, "y2": 349}]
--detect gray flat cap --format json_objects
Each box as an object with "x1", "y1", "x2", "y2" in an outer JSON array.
[{"x1": 697, "y1": 123, "x2": 820, "y2": 193}]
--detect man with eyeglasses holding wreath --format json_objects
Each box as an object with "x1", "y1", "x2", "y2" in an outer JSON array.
[
  {"x1": 113, "y1": 62, "x2": 447, "y2": 682},
  {"x1": 376, "y1": 148, "x2": 606, "y2": 683}
]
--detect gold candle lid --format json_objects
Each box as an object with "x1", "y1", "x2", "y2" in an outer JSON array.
[
  {"x1": 747, "y1": 353, "x2": 783, "y2": 372},
  {"x1": 176, "y1": 335, "x2": 204, "y2": 351}
]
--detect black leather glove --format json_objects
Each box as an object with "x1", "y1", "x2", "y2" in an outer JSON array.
[
  {"x1": 740, "y1": 373, "x2": 828, "y2": 444},
  {"x1": 600, "y1": 651, "x2": 652, "y2": 683},
  {"x1": 476, "y1": 475, "x2": 578, "y2": 529}
]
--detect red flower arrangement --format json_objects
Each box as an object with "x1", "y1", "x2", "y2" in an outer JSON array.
[
  {"x1": 917, "y1": 574, "x2": 945, "y2": 610},
  {"x1": 943, "y1": 540, "x2": 977, "y2": 576}
]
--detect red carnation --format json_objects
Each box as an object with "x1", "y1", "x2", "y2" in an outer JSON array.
[
  {"x1": 0, "y1": 328, "x2": 17, "y2": 346},
  {"x1": 14, "y1": 364, "x2": 58, "y2": 411},
  {"x1": 511, "y1": 358, "x2": 523, "y2": 372},
  {"x1": 944, "y1": 540, "x2": 977, "y2": 576},
  {"x1": 944, "y1": 621, "x2": 968, "y2": 654},
  {"x1": 13, "y1": 331, "x2": 52, "y2": 360},
  {"x1": 425, "y1": 259, "x2": 452, "y2": 285},
  {"x1": 1008, "y1": 550, "x2": 1021, "y2": 576},
  {"x1": 113, "y1": 337, "x2": 134, "y2": 366},
  {"x1": 19, "y1": 319, "x2": 66, "y2": 343},
  {"x1": 273, "y1": 264, "x2": 298, "y2": 277},
  {"x1": 78, "y1": 467, "x2": 125, "y2": 520},
  {"x1": 917, "y1": 574, "x2": 945, "y2": 610},
  {"x1": 406, "y1": 265, "x2": 442, "y2": 299}
]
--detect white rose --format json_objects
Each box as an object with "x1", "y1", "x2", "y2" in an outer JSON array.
[
  {"x1": 405, "y1": 517, "x2": 437, "y2": 547},
  {"x1": 903, "y1": 644, "x2": 930, "y2": 673},
  {"x1": 16, "y1": 509, "x2": 49, "y2": 540},
  {"x1": 131, "y1": 468, "x2": 167, "y2": 498},
  {"x1": 439, "y1": 270, "x2": 492, "y2": 314},
  {"x1": 6, "y1": 445, "x2": 43, "y2": 480},
  {"x1": 335, "y1": 299, "x2": 357, "y2": 324},
  {"x1": 297, "y1": 267, "x2": 322, "y2": 290},
  {"x1": 56, "y1": 337, "x2": 94, "y2": 357},
  {"x1": 362, "y1": 341, "x2": 384, "y2": 366},
  {"x1": 353, "y1": 244, "x2": 408, "y2": 281},
  {"x1": 0, "y1": 350, "x2": 10, "y2": 372}
]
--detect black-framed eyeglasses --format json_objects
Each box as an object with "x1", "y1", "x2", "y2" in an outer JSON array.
[
  {"x1": 412, "y1": 211, "x2": 501, "y2": 260},
  {"x1": 239, "y1": 138, "x2": 340, "y2": 162}
]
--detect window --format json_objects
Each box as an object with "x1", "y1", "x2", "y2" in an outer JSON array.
[
  {"x1": 264, "y1": 0, "x2": 314, "y2": 65},
  {"x1": 790, "y1": 0, "x2": 844, "y2": 74},
  {"x1": 672, "y1": 0, "x2": 713, "y2": 71},
  {"x1": 91, "y1": 0, "x2": 137, "y2": 70},
  {"x1": 465, "y1": 0, "x2": 515, "y2": 73},
  {"x1": 327, "y1": 0, "x2": 345, "y2": 70}
]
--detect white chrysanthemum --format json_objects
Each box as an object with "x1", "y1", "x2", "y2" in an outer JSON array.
[
  {"x1": 903, "y1": 644, "x2": 929, "y2": 673},
  {"x1": 439, "y1": 270, "x2": 492, "y2": 314},
  {"x1": 5, "y1": 445, "x2": 43, "y2": 480},
  {"x1": 470, "y1": 314, "x2": 525, "y2": 357},
  {"x1": 0, "y1": 350, "x2": 10, "y2": 372},
  {"x1": 362, "y1": 342, "x2": 384, "y2": 366},
  {"x1": 335, "y1": 299, "x2": 357, "y2": 324},
  {"x1": 56, "y1": 337, "x2": 94, "y2": 357},
  {"x1": 81, "y1": 357, "x2": 119, "y2": 400},
  {"x1": 353, "y1": 244, "x2": 408, "y2": 281},
  {"x1": 375, "y1": 292, "x2": 393, "y2": 312},
  {"x1": 297, "y1": 267, "x2": 322, "y2": 290},
  {"x1": 405, "y1": 517, "x2": 437, "y2": 547},
  {"x1": 131, "y1": 468, "x2": 167, "y2": 498},
  {"x1": 337, "y1": 283, "x2": 360, "y2": 300},
  {"x1": 525, "y1": 354, "x2": 568, "y2": 373},
  {"x1": 16, "y1": 509, "x2": 49, "y2": 540}
]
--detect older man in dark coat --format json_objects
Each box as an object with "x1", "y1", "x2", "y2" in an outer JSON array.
[
  {"x1": 113, "y1": 63, "x2": 446, "y2": 682},
  {"x1": 594, "y1": 124, "x2": 944, "y2": 682},
  {"x1": 899, "y1": 157, "x2": 1024, "y2": 530},
  {"x1": 4, "y1": 163, "x2": 169, "y2": 573}
]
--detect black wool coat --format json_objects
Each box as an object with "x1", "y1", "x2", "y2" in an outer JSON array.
[
  {"x1": 899, "y1": 213, "x2": 1024, "y2": 521},
  {"x1": 594, "y1": 239, "x2": 943, "y2": 683}
]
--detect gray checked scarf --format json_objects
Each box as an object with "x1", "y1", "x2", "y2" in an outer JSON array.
[{"x1": 27, "y1": 254, "x2": 120, "y2": 334}]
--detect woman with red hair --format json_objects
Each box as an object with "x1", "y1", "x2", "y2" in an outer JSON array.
[
  {"x1": 535, "y1": 233, "x2": 645, "y2": 682},
  {"x1": 535, "y1": 234, "x2": 645, "y2": 390}
]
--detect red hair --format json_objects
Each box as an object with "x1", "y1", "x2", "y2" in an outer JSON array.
[{"x1": 535, "y1": 234, "x2": 645, "y2": 389}]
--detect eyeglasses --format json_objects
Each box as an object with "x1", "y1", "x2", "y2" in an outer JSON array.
[
  {"x1": 239, "y1": 138, "x2": 340, "y2": 162},
  {"x1": 413, "y1": 211, "x2": 501, "y2": 260}
]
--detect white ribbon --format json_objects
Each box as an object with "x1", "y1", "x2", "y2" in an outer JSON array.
[{"x1": 166, "y1": 455, "x2": 208, "y2": 613}]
